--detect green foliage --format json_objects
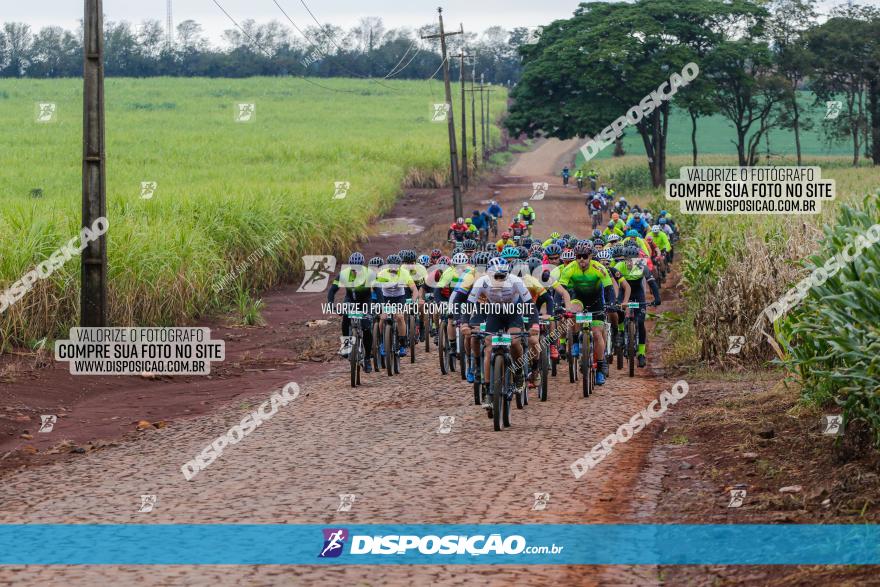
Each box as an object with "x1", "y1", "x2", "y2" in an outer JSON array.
[{"x1": 777, "y1": 195, "x2": 880, "y2": 444}]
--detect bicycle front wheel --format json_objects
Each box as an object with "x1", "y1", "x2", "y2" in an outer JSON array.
[{"x1": 492, "y1": 353, "x2": 504, "y2": 432}]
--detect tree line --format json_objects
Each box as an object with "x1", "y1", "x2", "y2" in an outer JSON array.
[
  {"x1": 506, "y1": 0, "x2": 880, "y2": 185},
  {"x1": 0, "y1": 16, "x2": 533, "y2": 84}
]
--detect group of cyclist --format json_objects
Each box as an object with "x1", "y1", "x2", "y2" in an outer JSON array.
[{"x1": 327, "y1": 173, "x2": 680, "y2": 420}]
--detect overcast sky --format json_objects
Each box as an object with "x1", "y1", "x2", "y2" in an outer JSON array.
[{"x1": 7, "y1": 0, "x2": 874, "y2": 44}]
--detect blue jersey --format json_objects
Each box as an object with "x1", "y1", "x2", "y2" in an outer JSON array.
[
  {"x1": 470, "y1": 214, "x2": 487, "y2": 229},
  {"x1": 487, "y1": 204, "x2": 503, "y2": 218}
]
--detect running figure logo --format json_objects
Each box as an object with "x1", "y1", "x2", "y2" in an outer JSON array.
[
  {"x1": 235, "y1": 103, "x2": 256, "y2": 123},
  {"x1": 822, "y1": 415, "x2": 843, "y2": 436},
  {"x1": 431, "y1": 103, "x2": 451, "y2": 123},
  {"x1": 727, "y1": 489, "x2": 746, "y2": 508},
  {"x1": 533, "y1": 492, "x2": 551, "y2": 510},
  {"x1": 438, "y1": 415, "x2": 455, "y2": 434},
  {"x1": 824, "y1": 101, "x2": 842, "y2": 120},
  {"x1": 36, "y1": 102, "x2": 57, "y2": 123},
  {"x1": 138, "y1": 494, "x2": 157, "y2": 513},
  {"x1": 531, "y1": 182, "x2": 549, "y2": 200},
  {"x1": 297, "y1": 256, "x2": 337, "y2": 293},
  {"x1": 318, "y1": 528, "x2": 349, "y2": 558},
  {"x1": 140, "y1": 181, "x2": 157, "y2": 200},
  {"x1": 727, "y1": 335, "x2": 745, "y2": 354},
  {"x1": 337, "y1": 494, "x2": 356, "y2": 512},
  {"x1": 333, "y1": 181, "x2": 350, "y2": 200},
  {"x1": 38, "y1": 415, "x2": 57, "y2": 433}
]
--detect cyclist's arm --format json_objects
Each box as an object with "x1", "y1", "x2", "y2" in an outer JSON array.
[{"x1": 327, "y1": 273, "x2": 341, "y2": 304}]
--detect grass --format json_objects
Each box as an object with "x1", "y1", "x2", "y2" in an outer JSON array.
[{"x1": 0, "y1": 77, "x2": 507, "y2": 349}]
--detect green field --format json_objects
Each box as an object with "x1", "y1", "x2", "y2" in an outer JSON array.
[
  {"x1": 0, "y1": 77, "x2": 507, "y2": 348},
  {"x1": 574, "y1": 91, "x2": 861, "y2": 168}
]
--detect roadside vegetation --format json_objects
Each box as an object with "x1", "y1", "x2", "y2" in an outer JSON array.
[{"x1": 0, "y1": 77, "x2": 507, "y2": 349}]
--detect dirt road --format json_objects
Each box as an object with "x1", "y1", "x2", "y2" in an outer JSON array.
[{"x1": 0, "y1": 139, "x2": 675, "y2": 586}]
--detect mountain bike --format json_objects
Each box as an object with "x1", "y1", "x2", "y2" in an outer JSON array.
[
  {"x1": 347, "y1": 312, "x2": 369, "y2": 388},
  {"x1": 575, "y1": 312, "x2": 595, "y2": 398},
  {"x1": 456, "y1": 322, "x2": 467, "y2": 380},
  {"x1": 405, "y1": 298, "x2": 418, "y2": 364},
  {"x1": 591, "y1": 207, "x2": 602, "y2": 229},
  {"x1": 538, "y1": 317, "x2": 552, "y2": 401},
  {"x1": 382, "y1": 304, "x2": 401, "y2": 377},
  {"x1": 372, "y1": 313, "x2": 383, "y2": 372},
  {"x1": 489, "y1": 215, "x2": 499, "y2": 239},
  {"x1": 422, "y1": 293, "x2": 435, "y2": 354},
  {"x1": 472, "y1": 323, "x2": 489, "y2": 406},
  {"x1": 514, "y1": 331, "x2": 531, "y2": 409},
  {"x1": 623, "y1": 301, "x2": 646, "y2": 378},
  {"x1": 438, "y1": 312, "x2": 456, "y2": 375},
  {"x1": 488, "y1": 331, "x2": 514, "y2": 431},
  {"x1": 576, "y1": 177, "x2": 584, "y2": 191}
]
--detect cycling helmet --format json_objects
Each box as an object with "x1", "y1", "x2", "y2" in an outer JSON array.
[
  {"x1": 659, "y1": 217, "x2": 667, "y2": 225},
  {"x1": 651, "y1": 225, "x2": 661, "y2": 233},
  {"x1": 473, "y1": 251, "x2": 490, "y2": 267},
  {"x1": 348, "y1": 252, "x2": 365, "y2": 265},
  {"x1": 400, "y1": 250, "x2": 416, "y2": 263},
  {"x1": 626, "y1": 229, "x2": 640, "y2": 238},
  {"x1": 501, "y1": 246, "x2": 519, "y2": 259},
  {"x1": 607, "y1": 234, "x2": 621, "y2": 243},
  {"x1": 562, "y1": 233, "x2": 572, "y2": 240},
  {"x1": 472, "y1": 209, "x2": 480, "y2": 216},
  {"x1": 521, "y1": 201, "x2": 528, "y2": 208},
  {"x1": 527, "y1": 257, "x2": 543, "y2": 273},
  {"x1": 530, "y1": 250, "x2": 544, "y2": 260},
  {"x1": 488, "y1": 257, "x2": 510, "y2": 274},
  {"x1": 452, "y1": 246, "x2": 463, "y2": 255},
  {"x1": 464, "y1": 218, "x2": 473, "y2": 225},
  {"x1": 490, "y1": 200, "x2": 497, "y2": 205},
  {"x1": 501, "y1": 231, "x2": 511, "y2": 239},
  {"x1": 386, "y1": 254, "x2": 402, "y2": 266},
  {"x1": 530, "y1": 242, "x2": 543, "y2": 253},
  {"x1": 623, "y1": 244, "x2": 641, "y2": 258},
  {"x1": 451, "y1": 252, "x2": 469, "y2": 266},
  {"x1": 660, "y1": 210, "x2": 668, "y2": 216},
  {"x1": 456, "y1": 217, "x2": 464, "y2": 224},
  {"x1": 544, "y1": 244, "x2": 562, "y2": 257},
  {"x1": 593, "y1": 237, "x2": 606, "y2": 246},
  {"x1": 513, "y1": 215, "x2": 521, "y2": 223},
  {"x1": 596, "y1": 248, "x2": 612, "y2": 260},
  {"x1": 555, "y1": 238, "x2": 567, "y2": 248},
  {"x1": 438, "y1": 255, "x2": 451, "y2": 267},
  {"x1": 573, "y1": 243, "x2": 592, "y2": 256},
  {"x1": 550, "y1": 231, "x2": 561, "y2": 240},
  {"x1": 591, "y1": 229, "x2": 601, "y2": 238},
  {"x1": 368, "y1": 256, "x2": 384, "y2": 267},
  {"x1": 561, "y1": 250, "x2": 575, "y2": 262},
  {"x1": 430, "y1": 248, "x2": 442, "y2": 260},
  {"x1": 417, "y1": 254, "x2": 431, "y2": 266},
  {"x1": 522, "y1": 237, "x2": 533, "y2": 248},
  {"x1": 463, "y1": 239, "x2": 477, "y2": 252},
  {"x1": 485, "y1": 242, "x2": 496, "y2": 252}
]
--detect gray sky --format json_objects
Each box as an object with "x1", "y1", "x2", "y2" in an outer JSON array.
[{"x1": 8, "y1": 0, "x2": 875, "y2": 45}]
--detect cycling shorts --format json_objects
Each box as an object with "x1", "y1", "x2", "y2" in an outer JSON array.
[{"x1": 486, "y1": 312, "x2": 524, "y2": 333}]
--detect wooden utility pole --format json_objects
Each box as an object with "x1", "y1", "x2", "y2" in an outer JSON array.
[
  {"x1": 454, "y1": 50, "x2": 471, "y2": 192},
  {"x1": 421, "y1": 9, "x2": 463, "y2": 220},
  {"x1": 82, "y1": 0, "x2": 107, "y2": 327},
  {"x1": 471, "y1": 55, "x2": 477, "y2": 171}
]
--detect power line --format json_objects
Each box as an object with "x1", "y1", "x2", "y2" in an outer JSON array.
[{"x1": 211, "y1": 0, "x2": 360, "y2": 94}]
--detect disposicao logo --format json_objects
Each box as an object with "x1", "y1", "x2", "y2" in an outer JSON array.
[{"x1": 319, "y1": 528, "x2": 349, "y2": 558}]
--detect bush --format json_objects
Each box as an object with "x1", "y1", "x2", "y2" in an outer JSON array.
[{"x1": 777, "y1": 195, "x2": 880, "y2": 445}]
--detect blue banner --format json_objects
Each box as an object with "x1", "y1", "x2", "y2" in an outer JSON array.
[{"x1": 1, "y1": 524, "x2": 878, "y2": 565}]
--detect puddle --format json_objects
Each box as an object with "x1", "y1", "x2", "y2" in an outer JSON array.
[{"x1": 372, "y1": 217, "x2": 424, "y2": 237}]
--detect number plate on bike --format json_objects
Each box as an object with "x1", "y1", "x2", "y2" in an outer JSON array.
[
  {"x1": 479, "y1": 323, "x2": 487, "y2": 332},
  {"x1": 576, "y1": 313, "x2": 593, "y2": 323},
  {"x1": 383, "y1": 304, "x2": 395, "y2": 314},
  {"x1": 346, "y1": 313, "x2": 365, "y2": 319},
  {"x1": 627, "y1": 302, "x2": 640, "y2": 309},
  {"x1": 491, "y1": 335, "x2": 512, "y2": 346}
]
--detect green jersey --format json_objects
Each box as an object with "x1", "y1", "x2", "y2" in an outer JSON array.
[{"x1": 558, "y1": 260, "x2": 613, "y2": 301}]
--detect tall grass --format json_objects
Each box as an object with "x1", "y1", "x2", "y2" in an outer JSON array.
[{"x1": 0, "y1": 77, "x2": 507, "y2": 349}]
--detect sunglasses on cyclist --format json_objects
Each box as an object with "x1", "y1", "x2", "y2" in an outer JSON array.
[
  {"x1": 492, "y1": 273, "x2": 508, "y2": 280},
  {"x1": 576, "y1": 254, "x2": 591, "y2": 260},
  {"x1": 547, "y1": 256, "x2": 559, "y2": 261}
]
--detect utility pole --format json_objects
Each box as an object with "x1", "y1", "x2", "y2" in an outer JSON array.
[
  {"x1": 479, "y1": 74, "x2": 486, "y2": 160},
  {"x1": 82, "y1": 0, "x2": 107, "y2": 326},
  {"x1": 422, "y1": 9, "x2": 463, "y2": 220},
  {"x1": 454, "y1": 50, "x2": 471, "y2": 192},
  {"x1": 471, "y1": 55, "x2": 477, "y2": 172}
]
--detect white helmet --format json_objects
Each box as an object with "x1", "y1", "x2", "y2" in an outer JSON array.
[
  {"x1": 451, "y1": 252, "x2": 469, "y2": 266},
  {"x1": 522, "y1": 201, "x2": 528, "y2": 207},
  {"x1": 651, "y1": 225, "x2": 661, "y2": 232},
  {"x1": 487, "y1": 257, "x2": 510, "y2": 274}
]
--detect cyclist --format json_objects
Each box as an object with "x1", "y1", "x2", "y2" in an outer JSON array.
[
  {"x1": 448, "y1": 217, "x2": 468, "y2": 242},
  {"x1": 542, "y1": 231, "x2": 562, "y2": 248},
  {"x1": 650, "y1": 224, "x2": 671, "y2": 265},
  {"x1": 375, "y1": 254, "x2": 421, "y2": 358},
  {"x1": 517, "y1": 256, "x2": 569, "y2": 389},
  {"x1": 436, "y1": 252, "x2": 471, "y2": 363},
  {"x1": 465, "y1": 220, "x2": 480, "y2": 240},
  {"x1": 595, "y1": 248, "x2": 629, "y2": 356},
  {"x1": 613, "y1": 244, "x2": 654, "y2": 368},
  {"x1": 604, "y1": 219, "x2": 624, "y2": 238},
  {"x1": 496, "y1": 231, "x2": 516, "y2": 252},
  {"x1": 327, "y1": 252, "x2": 375, "y2": 372},
  {"x1": 574, "y1": 168, "x2": 585, "y2": 191},
  {"x1": 659, "y1": 217, "x2": 675, "y2": 261},
  {"x1": 588, "y1": 169, "x2": 599, "y2": 191},
  {"x1": 488, "y1": 200, "x2": 503, "y2": 220},
  {"x1": 509, "y1": 216, "x2": 528, "y2": 238},
  {"x1": 627, "y1": 212, "x2": 650, "y2": 238},
  {"x1": 557, "y1": 242, "x2": 614, "y2": 385},
  {"x1": 468, "y1": 257, "x2": 535, "y2": 395},
  {"x1": 470, "y1": 209, "x2": 489, "y2": 241},
  {"x1": 518, "y1": 202, "x2": 536, "y2": 235},
  {"x1": 561, "y1": 166, "x2": 570, "y2": 186}
]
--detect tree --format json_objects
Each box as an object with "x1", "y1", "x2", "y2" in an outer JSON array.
[
  {"x1": 0, "y1": 23, "x2": 33, "y2": 77},
  {"x1": 768, "y1": 0, "x2": 818, "y2": 166}
]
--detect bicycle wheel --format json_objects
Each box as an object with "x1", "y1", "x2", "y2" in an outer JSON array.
[
  {"x1": 439, "y1": 323, "x2": 449, "y2": 375},
  {"x1": 540, "y1": 346, "x2": 549, "y2": 401},
  {"x1": 472, "y1": 342, "x2": 482, "y2": 406},
  {"x1": 424, "y1": 313, "x2": 431, "y2": 353},
  {"x1": 384, "y1": 322, "x2": 394, "y2": 377},
  {"x1": 492, "y1": 354, "x2": 504, "y2": 432},
  {"x1": 371, "y1": 320, "x2": 380, "y2": 372},
  {"x1": 567, "y1": 326, "x2": 577, "y2": 383},
  {"x1": 627, "y1": 317, "x2": 636, "y2": 378},
  {"x1": 616, "y1": 326, "x2": 624, "y2": 370},
  {"x1": 409, "y1": 316, "x2": 416, "y2": 364},
  {"x1": 502, "y1": 362, "x2": 512, "y2": 428},
  {"x1": 350, "y1": 330, "x2": 360, "y2": 388},
  {"x1": 457, "y1": 329, "x2": 466, "y2": 380},
  {"x1": 392, "y1": 322, "x2": 401, "y2": 375}
]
